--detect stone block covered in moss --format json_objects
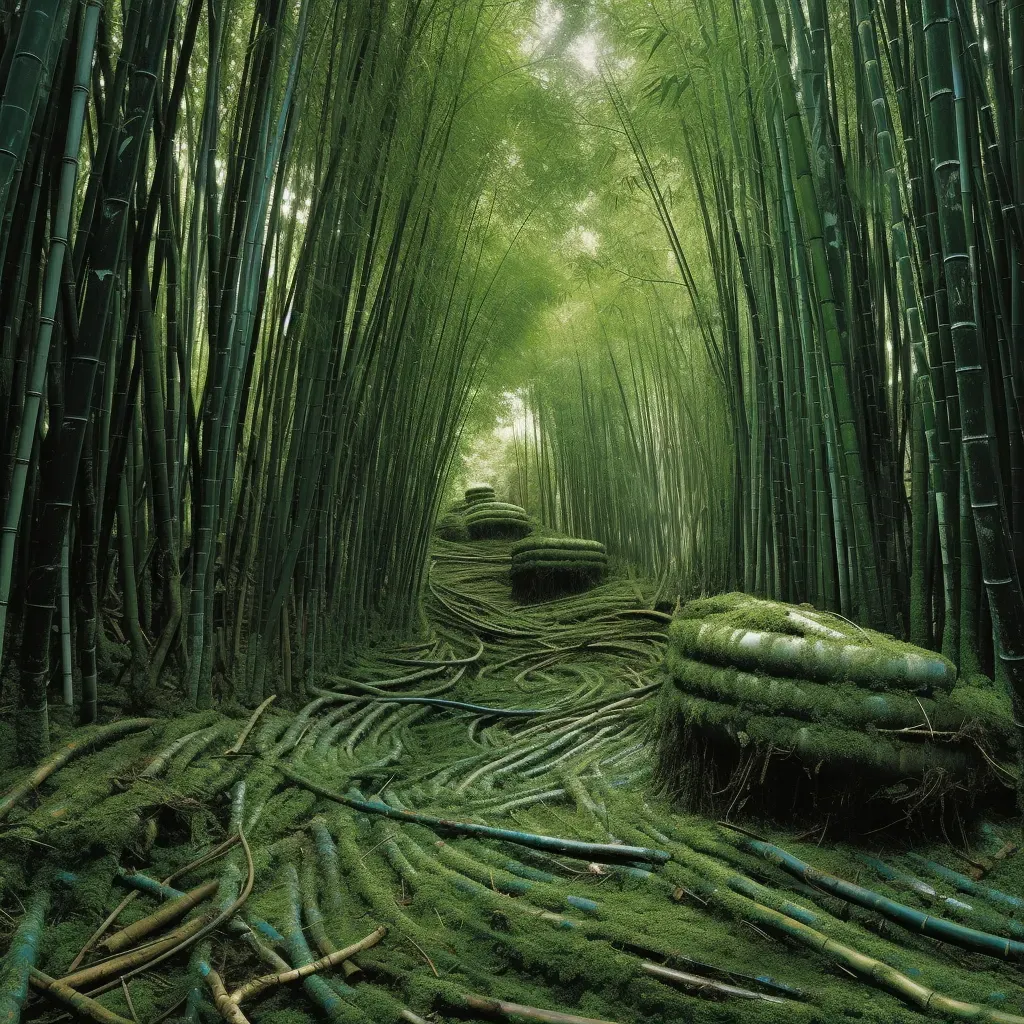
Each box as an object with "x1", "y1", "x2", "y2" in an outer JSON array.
[{"x1": 464, "y1": 484, "x2": 495, "y2": 504}]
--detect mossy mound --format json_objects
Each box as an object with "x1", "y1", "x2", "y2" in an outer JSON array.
[
  {"x1": 464, "y1": 484, "x2": 495, "y2": 504},
  {"x1": 465, "y1": 501, "x2": 531, "y2": 540},
  {"x1": 436, "y1": 511, "x2": 468, "y2": 541},
  {"x1": 673, "y1": 593, "x2": 956, "y2": 694},
  {"x1": 510, "y1": 536, "x2": 607, "y2": 599},
  {"x1": 656, "y1": 594, "x2": 1016, "y2": 829}
]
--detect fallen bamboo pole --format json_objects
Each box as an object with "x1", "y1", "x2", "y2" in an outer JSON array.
[
  {"x1": 99, "y1": 880, "x2": 219, "y2": 954},
  {"x1": 28, "y1": 969, "x2": 134, "y2": 1024},
  {"x1": 640, "y1": 961, "x2": 786, "y2": 1003},
  {"x1": 0, "y1": 719, "x2": 156, "y2": 822},
  {"x1": 738, "y1": 836, "x2": 1024, "y2": 960},
  {"x1": 229, "y1": 925, "x2": 387, "y2": 1004},
  {"x1": 454, "y1": 991, "x2": 621, "y2": 1024},
  {"x1": 279, "y1": 767, "x2": 670, "y2": 864}
]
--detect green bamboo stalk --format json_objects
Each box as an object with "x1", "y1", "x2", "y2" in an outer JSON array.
[{"x1": 0, "y1": 0, "x2": 100, "y2": 674}]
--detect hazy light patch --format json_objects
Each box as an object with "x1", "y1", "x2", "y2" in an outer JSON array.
[
  {"x1": 574, "y1": 192, "x2": 597, "y2": 215},
  {"x1": 569, "y1": 32, "x2": 600, "y2": 74},
  {"x1": 566, "y1": 225, "x2": 600, "y2": 256},
  {"x1": 520, "y1": 0, "x2": 563, "y2": 59},
  {"x1": 279, "y1": 187, "x2": 310, "y2": 224},
  {"x1": 461, "y1": 391, "x2": 535, "y2": 490},
  {"x1": 493, "y1": 391, "x2": 534, "y2": 444}
]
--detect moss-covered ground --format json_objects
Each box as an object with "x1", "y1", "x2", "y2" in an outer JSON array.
[{"x1": 3, "y1": 536, "x2": 1024, "y2": 1024}]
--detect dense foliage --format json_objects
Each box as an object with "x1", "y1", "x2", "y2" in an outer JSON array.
[
  {"x1": 458, "y1": 0, "x2": 1024, "y2": 737},
  {"x1": 0, "y1": 0, "x2": 534, "y2": 761}
]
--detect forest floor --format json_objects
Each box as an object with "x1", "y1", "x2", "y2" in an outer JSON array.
[{"x1": 2, "y1": 536, "x2": 1024, "y2": 1024}]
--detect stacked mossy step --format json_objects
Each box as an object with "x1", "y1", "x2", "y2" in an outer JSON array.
[
  {"x1": 465, "y1": 500, "x2": 531, "y2": 540},
  {"x1": 465, "y1": 484, "x2": 495, "y2": 504},
  {"x1": 510, "y1": 536, "x2": 607, "y2": 598},
  {"x1": 655, "y1": 593, "x2": 1016, "y2": 828}
]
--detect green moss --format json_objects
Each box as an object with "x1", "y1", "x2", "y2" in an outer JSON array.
[
  {"x1": 656, "y1": 594, "x2": 1013, "y2": 826},
  {"x1": 8, "y1": 540, "x2": 1023, "y2": 1024},
  {"x1": 511, "y1": 536, "x2": 607, "y2": 555},
  {"x1": 671, "y1": 595, "x2": 956, "y2": 693},
  {"x1": 664, "y1": 651, "x2": 1015, "y2": 743},
  {"x1": 436, "y1": 513, "x2": 468, "y2": 541}
]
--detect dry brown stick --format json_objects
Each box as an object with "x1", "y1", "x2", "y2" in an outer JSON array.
[
  {"x1": 100, "y1": 880, "x2": 219, "y2": 954},
  {"x1": 120, "y1": 979, "x2": 140, "y2": 1024},
  {"x1": 456, "y1": 992, "x2": 621, "y2": 1024},
  {"x1": 67, "y1": 894, "x2": 141, "y2": 974},
  {"x1": 0, "y1": 719, "x2": 156, "y2": 822},
  {"x1": 399, "y1": 1012, "x2": 431, "y2": 1024},
  {"x1": 28, "y1": 969, "x2": 134, "y2": 1024},
  {"x1": 404, "y1": 934, "x2": 438, "y2": 977},
  {"x1": 639, "y1": 962, "x2": 786, "y2": 1002},
  {"x1": 59, "y1": 913, "x2": 214, "y2": 989},
  {"x1": 224, "y1": 696, "x2": 277, "y2": 755},
  {"x1": 229, "y1": 925, "x2": 388, "y2": 1005},
  {"x1": 203, "y1": 966, "x2": 252, "y2": 1024}
]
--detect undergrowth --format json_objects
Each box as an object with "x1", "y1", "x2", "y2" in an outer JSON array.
[{"x1": 1, "y1": 532, "x2": 1022, "y2": 1024}]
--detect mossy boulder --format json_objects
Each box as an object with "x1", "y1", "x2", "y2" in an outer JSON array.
[
  {"x1": 510, "y1": 536, "x2": 607, "y2": 599},
  {"x1": 465, "y1": 501, "x2": 531, "y2": 540},
  {"x1": 656, "y1": 594, "x2": 1016, "y2": 829}
]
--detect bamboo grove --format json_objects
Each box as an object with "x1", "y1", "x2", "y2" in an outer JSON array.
[
  {"x1": 490, "y1": 0, "x2": 1024, "y2": 709},
  {"x1": 5, "y1": 0, "x2": 1024, "y2": 765},
  {"x1": 0, "y1": 0, "x2": 526, "y2": 764}
]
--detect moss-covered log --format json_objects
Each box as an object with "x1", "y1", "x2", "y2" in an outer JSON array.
[
  {"x1": 670, "y1": 594, "x2": 955, "y2": 691},
  {"x1": 664, "y1": 650, "x2": 1014, "y2": 739}
]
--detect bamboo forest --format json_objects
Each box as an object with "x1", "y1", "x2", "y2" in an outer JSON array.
[{"x1": 9, "y1": 0, "x2": 1024, "y2": 1021}]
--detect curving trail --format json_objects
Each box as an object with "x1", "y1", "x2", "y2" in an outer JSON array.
[{"x1": 2, "y1": 536, "x2": 1024, "y2": 1024}]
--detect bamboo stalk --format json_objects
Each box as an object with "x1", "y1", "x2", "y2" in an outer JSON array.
[
  {"x1": 224, "y1": 696, "x2": 277, "y2": 755},
  {"x1": 279, "y1": 767, "x2": 669, "y2": 864},
  {"x1": 202, "y1": 964, "x2": 251, "y2": 1024},
  {"x1": 737, "y1": 836, "x2": 1024, "y2": 958},
  {"x1": 639, "y1": 961, "x2": 787, "y2": 1003},
  {"x1": 98, "y1": 880, "x2": 219, "y2": 954},
  {"x1": 453, "y1": 991, "x2": 622, "y2": 1024},
  {"x1": 58, "y1": 912, "x2": 214, "y2": 989}
]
